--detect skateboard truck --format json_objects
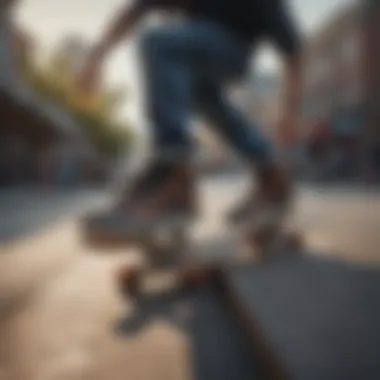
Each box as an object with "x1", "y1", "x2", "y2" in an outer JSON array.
[{"x1": 116, "y1": 261, "x2": 222, "y2": 297}]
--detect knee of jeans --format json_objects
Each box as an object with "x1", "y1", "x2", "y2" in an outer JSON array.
[
  {"x1": 196, "y1": 92, "x2": 222, "y2": 118},
  {"x1": 140, "y1": 28, "x2": 171, "y2": 59}
]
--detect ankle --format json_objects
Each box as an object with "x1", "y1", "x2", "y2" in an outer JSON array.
[
  {"x1": 171, "y1": 161, "x2": 197, "y2": 209},
  {"x1": 256, "y1": 163, "x2": 292, "y2": 201}
]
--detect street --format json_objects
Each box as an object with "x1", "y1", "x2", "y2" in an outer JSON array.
[
  {"x1": 198, "y1": 176, "x2": 380, "y2": 263},
  {"x1": 0, "y1": 177, "x2": 379, "y2": 380},
  {"x1": 0, "y1": 187, "x2": 106, "y2": 244}
]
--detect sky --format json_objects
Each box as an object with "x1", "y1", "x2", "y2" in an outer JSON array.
[{"x1": 15, "y1": 0, "x2": 352, "y2": 123}]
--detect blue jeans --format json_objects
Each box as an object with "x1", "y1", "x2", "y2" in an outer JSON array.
[{"x1": 140, "y1": 19, "x2": 273, "y2": 163}]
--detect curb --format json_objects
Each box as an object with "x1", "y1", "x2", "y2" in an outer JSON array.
[{"x1": 215, "y1": 268, "x2": 293, "y2": 380}]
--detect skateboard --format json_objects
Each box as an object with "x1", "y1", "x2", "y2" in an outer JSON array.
[
  {"x1": 115, "y1": 221, "x2": 303, "y2": 297},
  {"x1": 114, "y1": 222, "x2": 223, "y2": 296},
  {"x1": 79, "y1": 209, "x2": 220, "y2": 295},
  {"x1": 82, "y1": 209, "x2": 303, "y2": 296},
  {"x1": 116, "y1": 258, "x2": 222, "y2": 297},
  {"x1": 236, "y1": 211, "x2": 304, "y2": 261}
]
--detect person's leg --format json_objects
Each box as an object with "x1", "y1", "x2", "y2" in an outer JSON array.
[
  {"x1": 183, "y1": 21, "x2": 292, "y2": 227},
  {"x1": 196, "y1": 82, "x2": 273, "y2": 163},
  {"x1": 86, "y1": 19, "x2": 252, "y2": 234},
  {"x1": 140, "y1": 19, "x2": 250, "y2": 158},
  {"x1": 127, "y1": 19, "x2": 261, "y2": 219},
  {"x1": 196, "y1": 81, "x2": 293, "y2": 226}
]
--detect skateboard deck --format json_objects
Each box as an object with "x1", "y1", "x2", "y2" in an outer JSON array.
[
  {"x1": 81, "y1": 209, "x2": 303, "y2": 296},
  {"x1": 114, "y1": 222, "x2": 231, "y2": 296},
  {"x1": 115, "y1": 224, "x2": 303, "y2": 297},
  {"x1": 116, "y1": 259, "x2": 223, "y2": 297}
]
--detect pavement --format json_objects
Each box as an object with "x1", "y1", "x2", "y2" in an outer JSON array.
[
  {"x1": 0, "y1": 187, "x2": 106, "y2": 243},
  {"x1": 198, "y1": 176, "x2": 380, "y2": 263},
  {"x1": 224, "y1": 257, "x2": 380, "y2": 380},
  {"x1": 0, "y1": 177, "x2": 379, "y2": 380}
]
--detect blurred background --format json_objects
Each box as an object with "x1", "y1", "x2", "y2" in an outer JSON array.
[
  {"x1": 1, "y1": 0, "x2": 379, "y2": 188},
  {"x1": 1, "y1": 0, "x2": 380, "y2": 243},
  {"x1": 1, "y1": 1, "x2": 380, "y2": 379}
]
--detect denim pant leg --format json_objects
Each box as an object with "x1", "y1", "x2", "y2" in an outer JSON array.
[
  {"x1": 141, "y1": 27, "x2": 193, "y2": 159},
  {"x1": 196, "y1": 82, "x2": 274, "y2": 163},
  {"x1": 140, "y1": 19, "x2": 273, "y2": 162}
]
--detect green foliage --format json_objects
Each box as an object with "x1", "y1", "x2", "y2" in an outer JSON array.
[
  {"x1": 20, "y1": 42, "x2": 134, "y2": 157},
  {"x1": 71, "y1": 106, "x2": 132, "y2": 156}
]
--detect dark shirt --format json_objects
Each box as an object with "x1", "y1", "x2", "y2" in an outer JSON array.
[{"x1": 135, "y1": 0, "x2": 301, "y2": 55}]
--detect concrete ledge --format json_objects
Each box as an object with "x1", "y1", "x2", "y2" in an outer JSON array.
[{"x1": 218, "y1": 256, "x2": 380, "y2": 380}]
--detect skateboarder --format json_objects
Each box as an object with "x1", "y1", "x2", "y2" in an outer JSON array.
[{"x1": 78, "y1": 0, "x2": 303, "y2": 235}]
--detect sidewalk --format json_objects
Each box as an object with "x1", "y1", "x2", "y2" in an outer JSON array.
[
  {"x1": 0, "y1": 186, "x2": 106, "y2": 244},
  {"x1": 1, "y1": 178, "x2": 379, "y2": 380},
  {"x1": 0, "y1": 215, "x2": 189, "y2": 380}
]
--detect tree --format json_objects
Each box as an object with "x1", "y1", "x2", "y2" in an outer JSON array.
[{"x1": 22, "y1": 35, "x2": 134, "y2": 157}]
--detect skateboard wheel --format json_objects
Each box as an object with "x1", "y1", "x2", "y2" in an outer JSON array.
[{"x1": 115, "y1": 266, "x2": 141, "y2": 296}]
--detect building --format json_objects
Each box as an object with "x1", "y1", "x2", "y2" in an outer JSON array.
[
  {"x1": 361, "y1": 0, "x2": 380, "y2": 175},
  {"x1": 301, "y1": 1, "x2": 380, "y2": 177},
  {"x1": 0, "y1": 3, "x2": 87, "y2": 186},
  {"x1": 302, "y1": 3, "x2": 361, "y2": 129}
]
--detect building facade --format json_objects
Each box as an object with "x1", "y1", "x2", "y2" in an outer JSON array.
[
  {"x1": 0, "y1": 4, "x2": 89, "y2": 186},
  {"x1": 302, "y1": 4, "x2": 361, "y2": 132},
  {"x1": 361, "y1": 0, "x2": 380, "y2": 175},
  {"x1": 301, "y1": 1, "x2": 380, "y2": 178}
]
